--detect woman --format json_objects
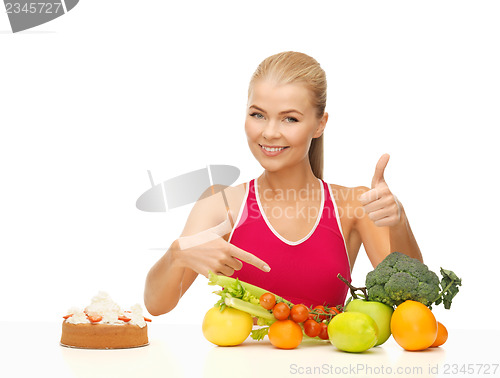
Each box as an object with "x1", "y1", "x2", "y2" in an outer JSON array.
[{"x1": 144, "y1": 51, "x2": 422, "y2": 315}]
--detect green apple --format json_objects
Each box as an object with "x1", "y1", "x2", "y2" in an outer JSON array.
[
  {"x1": 327, "y1": 312, "x2": 378, "y2": 353},
  {"x1": 345, "y1": 299, "x2": 394, "y2": 346}
]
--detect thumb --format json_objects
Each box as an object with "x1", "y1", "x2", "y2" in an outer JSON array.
[{"x1": 371, "y1": 154, "x2": 390, "y2": 188}]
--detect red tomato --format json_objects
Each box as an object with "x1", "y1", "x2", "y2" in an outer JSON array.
[
  {"x1": 273, "y1": 302, "x2": 290, "y2": 320},
  {"x1": 311, "y1": 305, "x2": 328, "y2": 321},
  {"x1": 328, "y1": 306, "x2": 341, "y2": 316},
  {"x1": 318, "y1": 322, "x2": 329, "y2": 340},
  {"x1": 259, "y1": 293, "x2": 276, "y2": 310},
  {"x1": 290, "y1": 304, "x2": 309, "y2": 323},
  {"x1": 303, "y1": 319, "x2": 322, "y2": 338}
]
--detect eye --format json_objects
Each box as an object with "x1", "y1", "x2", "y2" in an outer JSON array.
[
  {"x1": 284, "y1": 116, "x2": 299, "y2": 123},
  {"x1": 250, "y1": 112, "x2": 264, "y2": 119}
]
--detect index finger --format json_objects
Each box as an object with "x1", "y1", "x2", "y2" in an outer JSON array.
[
  {"x1": 359, "y1": 187, "x2": 381, "y2": 205},
  {"x1": 229, "y1": 244, "x2": 271, "y2": 272}
]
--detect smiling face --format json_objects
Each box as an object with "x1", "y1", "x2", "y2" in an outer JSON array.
[{"x1": 245, "y1": 79, "x2": 327, "y2": 174}]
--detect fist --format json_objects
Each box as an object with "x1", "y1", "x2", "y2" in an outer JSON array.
[{"x1": 359, "y1": 154, "x2": 402, "y2": 227}]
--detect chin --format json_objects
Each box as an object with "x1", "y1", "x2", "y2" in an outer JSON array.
[
  {"x1": 249, "y1": 145, "x2": 293, "y2": 173},
  {"x1": 257, "y1": 159, "x2": 288, "y2": 173}
]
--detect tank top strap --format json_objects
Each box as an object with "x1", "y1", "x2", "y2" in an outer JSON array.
[{"x1": 319, "y1": 179, "x2": 332, "y2": 211}]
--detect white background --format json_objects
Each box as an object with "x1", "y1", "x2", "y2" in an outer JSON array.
[{"x1": 1, "y1": 1, "x2": 499, "y2": 330}]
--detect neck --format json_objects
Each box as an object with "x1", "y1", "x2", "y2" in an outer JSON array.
[{"x1": 258, "y1": 159, "x2": 319, "y2": 195}]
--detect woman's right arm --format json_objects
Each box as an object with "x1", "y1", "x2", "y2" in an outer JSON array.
[
  {"x1": 144, "y1": 185, "x2": 270, "y2": 316},
  {"x1": 143, "y1": 238, "x2": 191, "y2": 316}
]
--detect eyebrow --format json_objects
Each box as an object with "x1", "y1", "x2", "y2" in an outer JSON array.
[{"x1": 249, "y1": 105, "x2": 303, "y2": 116}]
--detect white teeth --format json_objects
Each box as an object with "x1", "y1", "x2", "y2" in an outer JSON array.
[{"x1": 261, "y1": 145, "x2": 286, "y2": 152}]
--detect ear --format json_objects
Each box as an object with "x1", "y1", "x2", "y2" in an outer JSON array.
[{"x1": 313, "y1": 112, "x2": 328, "y2": 138}]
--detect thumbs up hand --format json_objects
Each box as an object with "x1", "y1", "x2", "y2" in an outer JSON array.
[{"x1": 359, "y1": 154, "x2": 402, "y2": 227}]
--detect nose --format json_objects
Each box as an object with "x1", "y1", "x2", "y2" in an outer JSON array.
[{"x1": 262, "y1": 119, "x2": 281, "y2": 140}]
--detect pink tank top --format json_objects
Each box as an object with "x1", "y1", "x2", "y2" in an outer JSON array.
[{"x1": 228, "y1": 178, "x2": 351, "y2": 308}]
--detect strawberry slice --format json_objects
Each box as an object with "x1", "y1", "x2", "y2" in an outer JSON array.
[{"x1": 87, "y1": 315, "x2": 103, "y2": 323}]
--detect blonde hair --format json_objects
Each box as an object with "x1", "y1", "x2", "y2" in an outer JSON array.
[{"x1": 248, "y1": 51, "x2": 327, "y2": 179}]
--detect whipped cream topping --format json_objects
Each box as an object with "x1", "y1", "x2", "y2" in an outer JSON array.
[
  {"x1": 66, "y1": 307, "x2": 90, "y2": 324},
  {"x1": 129, "y1": 304, "x2": 146, "y2": 328},
  {"x1": 64, "y1": 291, "x2": 147, "y2": 328}
]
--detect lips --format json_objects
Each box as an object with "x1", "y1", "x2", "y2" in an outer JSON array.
[
  {"x1": 259, "y1": 144, "x2": 289, "y2": 156},
  {"x1": 259, "y1": 144, "x2": 289, "y2": 152}
]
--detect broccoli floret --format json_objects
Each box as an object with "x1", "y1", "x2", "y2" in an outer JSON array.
[
  {"x1": 380, "y1": 251, "x2": 409, "y2": 267},
  {"x1": 385, "y1": 272, "x2": 419, "y2": 305},
  {"x1": 366, "y1": 264, "x2": 396, "y2": 289},
  {"x1": 365, "y1": 252, "x2": 456, "y2": 308},
  {"x1": 363, "y1": 283, "x2": 392, "y2": 307},
  {"x1": 416, "y1": 281, "x2": 440, "y2": 306}
]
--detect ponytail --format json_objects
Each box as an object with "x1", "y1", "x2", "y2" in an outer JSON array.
[{"x1": 309, "y1": 134, "x2": 324, "y2": 180}]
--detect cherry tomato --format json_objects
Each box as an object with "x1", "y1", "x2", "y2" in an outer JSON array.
[
  {"x1": 311, "y1": 305, "x2": 328, "y2": 321},
  {"x1": 259, "y1": 293, "x2": 276, "y2": 310},
  {"x1": 303, "y1": 319, "x2": 322, "y2": 337},
  {"x1": 273, "y1": 302, "x2": 290, "y2": 320},
  {"x1": 318, "y1": 322, "x2": 329, "y2": 340},
  {"x1": 328, "y1": 306, "x2": 341, "y2": 316},
  {"x1": 290, "y1": 304, "x2": 309, "y2": 323}
]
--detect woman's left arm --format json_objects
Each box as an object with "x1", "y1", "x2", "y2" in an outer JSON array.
[{"x1": 356, "y1": 154, "x2": 423, "y2": 266}]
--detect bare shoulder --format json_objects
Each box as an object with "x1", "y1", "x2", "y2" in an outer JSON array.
[
  {"x1": 221, "y1": 182, "x2": 247, "y2": 202},
  {"x1": 328, "y1": 183, "x2": 369, "y2": 206},
  {"x1": 180, "y1": 182, "x2": 247, "y2": 237},
  {"x1": 326, "y1": 183, "x2": 370, "y2": 261}
]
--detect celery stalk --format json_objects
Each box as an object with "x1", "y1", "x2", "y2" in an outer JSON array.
[
  {"x1": 208, "y1": 271, "x2": 293, "y2": 306},
  {"x1": 224, "y1": 296, "x2": 275, "y2": 321}
]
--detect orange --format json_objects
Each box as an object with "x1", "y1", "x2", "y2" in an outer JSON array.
[
  {"x1": 430, "y1": 322, "x2": 448, "y2": 347},
  {"x1": 391, "y1": 300, "x2": 438, "y2": 351},
  {"x1": 268, "y1": 320, "x2": 303, "y2": 349}
]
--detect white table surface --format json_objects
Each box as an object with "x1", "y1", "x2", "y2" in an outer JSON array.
[{"x1": 2, "y1": 322, "x2": 499, "y2": 378}]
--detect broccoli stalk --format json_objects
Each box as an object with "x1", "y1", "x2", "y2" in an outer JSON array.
[{"x1": 337, "y1": 273, "x2": 368, "y2": 302}]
